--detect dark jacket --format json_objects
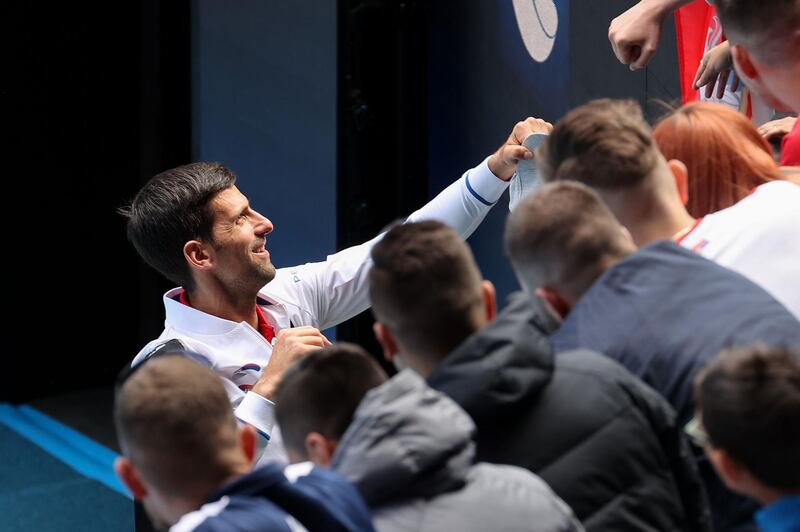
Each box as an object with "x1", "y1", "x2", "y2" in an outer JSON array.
[
  {"x1": 171, "y1": 463, "x2": 375, "y2": 532},
  {"x1": 552, "y1": 240, "x2": 800, "y2": 531},
  {"x1": 428, "y1": 292, "x2": 711, "y2": 532},
  {"x1": 332, "y1": 370, "x2": 583, "y2": 532}
]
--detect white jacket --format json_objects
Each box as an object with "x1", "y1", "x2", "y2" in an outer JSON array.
[{"x1": 134, "y1": 158, "x2": 509, "y2": 464}]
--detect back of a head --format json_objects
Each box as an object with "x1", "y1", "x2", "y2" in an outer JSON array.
[
  {"x1": 715, "y1": 0, "x2": 800, "y2": 66},
  {"x1": 369, "y1": 221, "x2": 486, "y2": 359},
  {"x1": 537, "y1": 99, "x2": 662, "y2": 191},
  {"x1": 119, "y1": 162, "x2": 237, "y2": 290},
  {"x1": 653, "y1": 102, "x2": 779, "y2": 217},
  {"x1": 114, "y1": 355, "x2": 240, "y2": 498},
  {"x1": 505, "y1": 181, "x2": 632, "y2": 301},
  {"x1": 695, "y1": 345, "x2": 800, "y2": 491},
  {"x1": 274, "y1": 343, "x2": 388, "y2": 461}
]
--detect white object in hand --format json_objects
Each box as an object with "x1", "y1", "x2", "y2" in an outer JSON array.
[{"x1": 509, "y1": 133, "x2": 548, "y2": 212}]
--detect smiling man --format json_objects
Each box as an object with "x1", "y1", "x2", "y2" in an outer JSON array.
[{"x1": 121, "y1": 119, "x2": 548, "y2": 465}]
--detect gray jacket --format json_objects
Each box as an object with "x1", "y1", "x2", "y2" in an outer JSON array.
[{"x1": 331, "y1": 370, "x2": 583, "y2": 532}]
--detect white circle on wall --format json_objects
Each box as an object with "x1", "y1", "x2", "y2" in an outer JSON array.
[{"x1": 512, "y1": 0, "x2": 558, "y2": 63}]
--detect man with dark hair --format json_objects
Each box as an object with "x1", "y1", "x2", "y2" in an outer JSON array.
[
  {"x1": 692, "y1": 345, "x2": 800, "y2": 532},
  {"x1": 113, "y1": 353, "x2": 374, "y2": 531},
  {"x1": 506, "y1": 180, "x2": 800, "y2": 531},
  {"x1": 536, "y1": 98, "x2": 800, "y2": 319},
  {"x1": 365, "y1": 220, "x2": 711, "y2": 531},
  {"x1": 122, "y1": 119, "x2": 551, "y2": 464},
  {"x1": 275, "y1": 343, "x2": 582, "y2": 532},
  {"x1": 715, "y1": 0, "x2": 800, "y2": 115}
]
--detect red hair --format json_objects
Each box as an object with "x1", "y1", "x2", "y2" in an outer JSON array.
[{"x1": 653, "y1": 102, "x2": 779, "y2": 217}]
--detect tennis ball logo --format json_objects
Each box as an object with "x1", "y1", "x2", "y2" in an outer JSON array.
[{"x1": 512, "y1": 0, "x2": 558, "y2": 63}]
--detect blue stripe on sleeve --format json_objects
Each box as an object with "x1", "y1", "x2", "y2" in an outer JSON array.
[{"x1": 465, "y1": 173, "x2": 494, "y2": 206}]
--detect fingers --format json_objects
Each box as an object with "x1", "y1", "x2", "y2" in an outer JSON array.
[
  {"x1": 731, "y1": 72, "x2": 740, "y2": 93},
  {"x1": 716, "y1": 70, "x2": 729, "y2": 99},
  {"x1": 693, "y1": 61, "x2": 707, "y2": 90},
  {"x1": 629, "y1": 44, "x2": 655, "y2": 70}
]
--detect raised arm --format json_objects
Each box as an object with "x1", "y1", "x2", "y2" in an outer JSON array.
[{"x1": 267, "y1": 119, "x2": 553, "y2": 331}]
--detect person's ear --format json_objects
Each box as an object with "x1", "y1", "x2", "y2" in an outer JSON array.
[
  {"x1": 114, "y1": 457, "x2": 148, "y2": 500},
  {"x1": 373, "y1": 322, "x2": 399, "y2": 363},
  {"x1": 481, "y1": 280, "x2": 497, "y2": 322},
  {"x1": 238, "y1": 424, "x2": 257, "y2": 467},
  {"x1": 183, "y1": 240, "x2": 214, "y2": 271},
  {"x1": 730, "y1": 44, "x2": 758, "y2": 81},
  {"x1": 707, "y1": 448, "x2": 746, "y2": 492},
  {"x1": 304, "y1": 432, "x2": 337, "y2": 467},
  {"x1": 535, "y1": 287, "x2": 571, "y2": 321},
  {"x1": 667, "y1": 159, "x2": 690, "y2": 206},
  {"x1": 620, "y1": 226, "x2": 636, "y2": 246}
]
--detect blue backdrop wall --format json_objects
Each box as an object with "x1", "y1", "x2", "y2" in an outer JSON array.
[{"x1": 191, "y1": 0, "x2": 338, "y2": 271}]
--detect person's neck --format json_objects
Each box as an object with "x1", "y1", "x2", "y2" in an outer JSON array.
[
  {"x1": 625, "y1": 199, "x2": 695, "y2": 247},
  {"x1": 186, "y1": 284, "x2": 259, "y2": 329}
]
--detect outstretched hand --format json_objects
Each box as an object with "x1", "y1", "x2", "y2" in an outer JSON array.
[
  {"x1": 693, "y1": 41, "x2": 739, "y2": 99},
  {"x1": 488, "y1": 118, "x2": 553, "y2": 181},
  {"x1": 758, "y1": 116, "x2": 797, "y2": 139}
]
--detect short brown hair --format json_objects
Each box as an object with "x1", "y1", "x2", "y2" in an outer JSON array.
[
  {"x1": 368, "y1": 221, "x2": 485, "y2": 359},
  {"x1": 694, "y1": 345, "x2": 800, "y2": 490},
  {"x1": 505, "y1": 181, "x2": 631, "y2": 298},
  {"x1": 538, "y1": 99, "x2": 661, "y2": 190},
  {"x1": 716, "y1": 0, "x2": 800, "y2": 65},
  {"x1": 114, "y1": 355, "x2": 239, "y2": 497},
  {"x1": 274, "y1": 343, "x2": 388, "y2": 459}
]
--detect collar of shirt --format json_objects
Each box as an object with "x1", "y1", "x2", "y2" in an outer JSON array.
[
  {"x1": 179, "y1": 289, "x2": 275, "y2": 343},
  {"x1": 755, "y1": 496, "x2": 800, "y2": 532}
]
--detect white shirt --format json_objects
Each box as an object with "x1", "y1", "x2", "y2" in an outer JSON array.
[
  {"x1": 134, "y1": 157, "x2": 509, "y2": 464},
  {"x1": 677, "y1": 180, "x2": 800, "y2": 319}
]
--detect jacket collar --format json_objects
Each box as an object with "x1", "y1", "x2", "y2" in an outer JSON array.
[{"x1": 162, "y1": 287, "x2": 282, "y2": 335}]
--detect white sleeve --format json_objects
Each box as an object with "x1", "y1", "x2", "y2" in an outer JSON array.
[{"x1": 272, "y1": 157, "x2": 508, "y2": 330}]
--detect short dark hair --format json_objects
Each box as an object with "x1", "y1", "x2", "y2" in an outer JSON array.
[
  {"x1": 369, "y1": 221, "x2": 485, "y2": 359},
  {"x1": 114, "y1": 354, "x2": 240, "y2": 497},
  {"x1": 538, "y1": 99, "x2": 661, "y2": 190},
  {"x1": 694, "y1": 345, "x2": 800, "y2": 490},
  {"x1": 119, "y1": 162, "x2": 237, "y2": 289},
  {"x1": 505, "y1": 181, "x2": 631, "y2": 298},
  {"x1": 274, "y1": 343, "x2": 388, "y2": 459},
  {"x1": 716, "y1": 0, "x2": 800, "y2": 65}
]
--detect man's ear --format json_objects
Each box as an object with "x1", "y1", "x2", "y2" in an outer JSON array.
[
  {"x1": 707, "y1": 448, "x2": 747, "y2": 492},
  {"x1": 730, "y1": 44, "x2": 758, "y2": 81},
  {"x1": 535, "y1": 287, "x2": 571, "y2": 321},
  {"x1": 238, "y1": 424, "x2": 257, "y2": 467},
  {"x1": 667, "y1": 159, "x2": 690, "y2": 206},
  {"x1": 114, "y1": 457, "x2": 148, "y2": 500},
  {"x1": 373, "y1": 322, "x2": 399, "y2": 363},
  {"x1": 183, "y1": 240, "x2": 214, "y2": 271},
  {"x1": 481, "y1": 280, "x2": 497, "y2": 322},
  {"x1": 304, "y1": 432, "x2": 337, "y2": 467}
]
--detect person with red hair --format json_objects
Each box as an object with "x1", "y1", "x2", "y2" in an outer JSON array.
[{"x1": 653, "y1": 101, "x2": 780, "y2": 217}]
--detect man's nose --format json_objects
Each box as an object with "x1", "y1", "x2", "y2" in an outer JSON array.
[{"x1": 254, "y1": 212, "x2": 274, "y2": 236}]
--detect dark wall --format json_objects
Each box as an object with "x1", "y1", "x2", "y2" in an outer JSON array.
[
  {"x1": 427, "y1": 0, "x2": 680, "y2": 306},
  {"x1": 5, "y1": 2, "x2": 190, "y2": 402}
]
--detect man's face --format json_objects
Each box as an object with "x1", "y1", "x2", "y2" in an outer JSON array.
[
  {"x1": 732, "y1": 45, "x2": 800, "y2": 113},
  {"x1": 208, "y1": 186, "x2": 276, "y2": 292}
]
